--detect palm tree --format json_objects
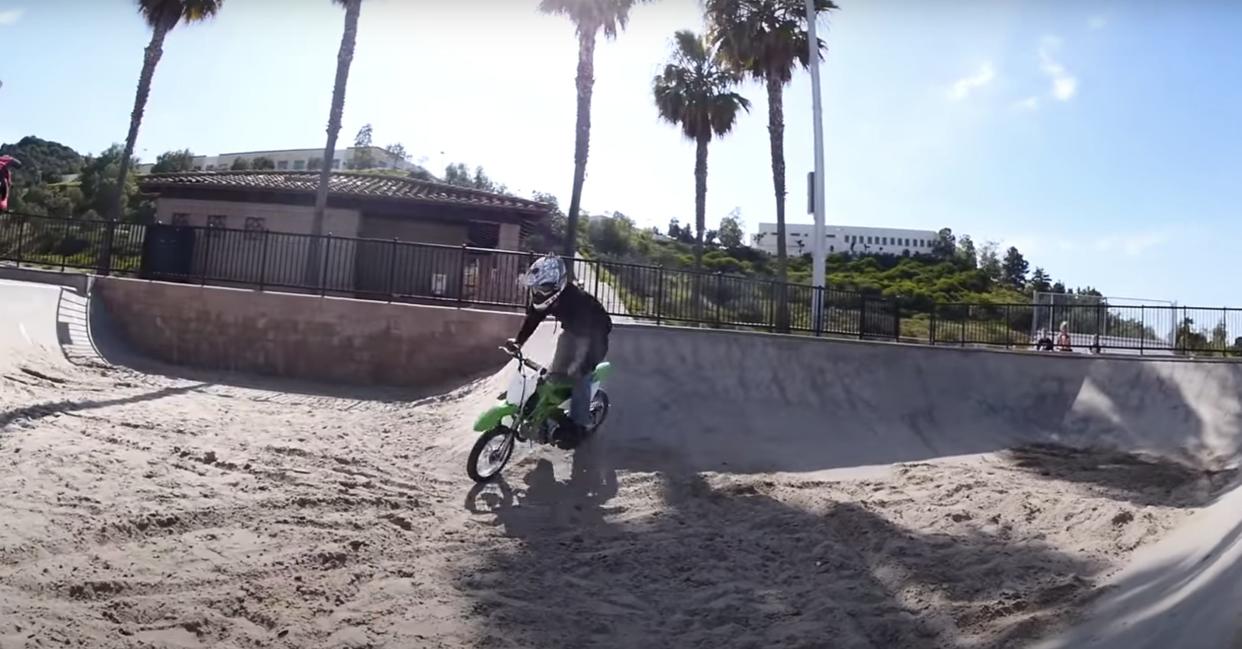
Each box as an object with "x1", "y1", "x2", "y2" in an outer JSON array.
[
  {"x1": 653, "y1": 30, "x2": 750, "y2": 273},
  {"x1": 538, "y1": 0, "x2": 649, "y2": 264},
  {"x1": 107, "y1": 0, "x2": 222, "y2": 270},
  {"x1": 705, "y1": 0, "x2": 838, "y2": 329},
  {"x1": 308, "y1": 0, "x2": 362, "y2": 287}
]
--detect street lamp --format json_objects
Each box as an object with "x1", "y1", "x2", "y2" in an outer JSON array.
[{"x1": 806, "y1": 0, "x2": 827, "y2": 331}]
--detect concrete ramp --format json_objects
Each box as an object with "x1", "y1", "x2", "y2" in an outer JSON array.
[{"x1": 597, "y1": 325, "x2": 1242, "y2": 474}]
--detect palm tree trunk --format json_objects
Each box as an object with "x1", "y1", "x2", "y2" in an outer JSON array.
[
  {"x1": 766, "y1": 76, "x2": 789, "y2": 331},
  {"x1": 307, "y1": 0, "x2": 361, "y2": 288},
  {"x1": 693, "y1": 133, "x2": 708, "y2": 321},
  {"x1": 104, "y1": 20, "x2": 170, "y2": 274},
  {"x1": 562, "y1": 27, "x2": 597, "y2": 268}
]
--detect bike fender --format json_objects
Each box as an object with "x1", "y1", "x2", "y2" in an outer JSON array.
[
  {"x1": 592, "y1": 361, "x2": 613, "y2": 383},
  {"x1": 474, "y1": 402, "x2": 518, "y2": 432}
]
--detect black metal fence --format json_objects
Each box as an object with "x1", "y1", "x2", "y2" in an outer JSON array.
[{"x1": 3, "y1": 211, "x2": 1240, "y2": 358}]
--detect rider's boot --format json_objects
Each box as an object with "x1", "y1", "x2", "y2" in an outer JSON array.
[{"x1": 553, "y1": 374, "x2": 592, "y2": 450}]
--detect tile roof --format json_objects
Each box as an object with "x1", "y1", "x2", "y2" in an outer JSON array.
[{"x1": 139, "y1": 170, "x2": 551, "y2": 215}]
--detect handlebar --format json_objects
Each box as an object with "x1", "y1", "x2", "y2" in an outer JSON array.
[{"x1": 499, "y1": 345, "x2": 545, "y2": 373}]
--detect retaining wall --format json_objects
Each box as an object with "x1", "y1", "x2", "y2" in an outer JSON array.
[{"x1": 94, "y1": 277, "x2": 522, "y2": 387}]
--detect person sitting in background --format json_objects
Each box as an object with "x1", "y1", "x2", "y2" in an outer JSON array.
[
  {"x1": 1034, "y1": 329, "x2": 1054, "y2": 351},
  {"x1": 1056, "y1": 321, "x2": 1073, "y2": 352}
]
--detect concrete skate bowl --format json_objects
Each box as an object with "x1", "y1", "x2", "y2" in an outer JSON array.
[
  {"x1": 6, "y1": 273, "x2": 1242, "y2": 648},
  {"x1": 458, "y1": 323, "x2": 1242, "y2": 648}
]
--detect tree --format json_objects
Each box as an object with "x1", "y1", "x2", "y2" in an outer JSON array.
[
  {"x1": 653, "y1": 29, "x2": 750, "y2": 274},
  {"x1": 1029, "y1": 266, "x2": 1051, "y2": 293},
  {"x1": 931, "y1": 227, "x2": 956, "y2": 258},
  {"x1": 251, "y1": 156, "x2": 275, "y2": 170},
  {"x1": 310, "y1": 0, "x2": 363, "y2": 286},
  {"x1": 1002, "y1": 246, "x2": 1029, "y2": 288},
  {"x1": 956, "y1": 234, "x2": 977, "y2": 268},
  {"x1": 718, "y1": 209, "x2": 745, "y2": 249},
  {"x1": 150, "y1": 148, "x2": 195, "y2": 173},
  {"x1": 539, "y1": 0, "x2": 650, "y2": 261},
  {"x1": 978, "y1": 240, "x2": 1002, "y2": 283},
  {"x1": 80, "y1": 144, "x2": 142, "y2": 220},
  {"x1": 707, "y1": 0, "x2": 839, "y2": 329},
  {"x1": 230, "y1": 157, "x2": 253, "y2": 171},
  {"x1": 114, "y1": 0, "x2": 222, "y2": 222},
  {"x1": 443, "y1": 162, "x2": 506, "y2": 193},
  {"x1": 385, "y1": 143, "x2": 409, "y2": 166},
  {"x1": 349, "y1": 123, "x2": 376, "y2": 169},
  {"x1": 668, "y1": 218, "x2": 682, "y2": 240},
  {"x1": 0, "y1": 136, "x2": 83, "y2": 186},
  {"x1": 1051, "y1": 280, "x2": 1067, "y2": 294}
]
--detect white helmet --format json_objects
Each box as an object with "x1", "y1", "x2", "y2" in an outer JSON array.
[{"x1": 522, "y1": 254, "x2": 567, "y2": 311}]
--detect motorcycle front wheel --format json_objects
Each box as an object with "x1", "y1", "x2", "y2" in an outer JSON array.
[{"x1": 467, "y1": 426, "x2": 516, "y2": 483}]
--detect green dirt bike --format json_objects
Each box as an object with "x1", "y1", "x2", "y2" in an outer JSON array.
[{"x1": 466, "y1": 345, "x2": 612, "y2": 483}]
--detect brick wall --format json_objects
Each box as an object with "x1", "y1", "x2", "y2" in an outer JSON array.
[{"x1": 96, "y1": 277, "x2": 523, "y2": 388}]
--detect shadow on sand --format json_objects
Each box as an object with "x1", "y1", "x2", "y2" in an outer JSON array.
[
  {"x1": 458, "y1": 438, "x2": 1105, "y2": 649},
  {"x1": 1003, "y1": 443, "x2": 1238, "y2": 509},
  {"x1": 0, "y1": 382, "x2": 211, "y2": 429}
]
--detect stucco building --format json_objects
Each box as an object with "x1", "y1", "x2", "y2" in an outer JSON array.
[{"x1": 137, "y1": 170, "x2": 550, "y2": 302}]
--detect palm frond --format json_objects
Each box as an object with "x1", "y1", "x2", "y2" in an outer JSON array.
[
  {"x1": 538, "y1": 0, "x2": 648, "y2": 40},
  {"x1": 652, "y1": 29, "x2": 750, "y2": 143}
]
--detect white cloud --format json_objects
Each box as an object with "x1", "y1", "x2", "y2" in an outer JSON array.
[
  {"x1": 1013, "y1": 96, "x2": 1040, "y2": 111},
  {"x1": 0, "y1": 9, "x2": 22, "y2": 26},
  {"x1": 1088, "y1": 15, "x2": 1108, "y2": 31},
  {"x1": 1038, "y1": 36, "x2": 1078, "y2": 101},
  {"x1": 948, "y1": 62, "x2": 996, "y2": 101}
]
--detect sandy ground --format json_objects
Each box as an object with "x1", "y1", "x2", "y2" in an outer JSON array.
[{"x1": 0, "y1": 348, "x2": 1235, "y2": 649}]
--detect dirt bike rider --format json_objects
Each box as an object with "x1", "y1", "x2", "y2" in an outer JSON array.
[
  {"x1": 0, "y1": 156, "x2": 22, "y2": 213},
  {"x1": 506, "y1": 253, "x2": 612, "y2": 450}
]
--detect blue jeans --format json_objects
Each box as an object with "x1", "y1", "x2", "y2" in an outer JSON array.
[{"x1": 548, "y1": 330, "x2": 609, "y2": 426}]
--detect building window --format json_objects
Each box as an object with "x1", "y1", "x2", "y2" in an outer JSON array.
[
  {"x1": 293, "y1": 160, "x2": 306, "y2": 171},
  {"x1": 244, "y1": 217, "x2": 266, "y2": 241},
  {"x1": 171, "y1": 213, "x2": 189, "y2": 227},
  {"x1": 332, "y1": 159, "x2": 341, "y2": 169},
  {"x1": 207, "y1": 215, "x2": 227, "y2": 237},
  {"x1": 467, "y1": 221, "x2": 501, "y2": 249},
  {"x1": 277, "y1": 160, "x2": 289, "y2": 170}
]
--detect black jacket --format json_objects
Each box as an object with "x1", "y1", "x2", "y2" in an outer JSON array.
[{"x1": 515, "y1": 282, "x2": 612, "y2": 345}]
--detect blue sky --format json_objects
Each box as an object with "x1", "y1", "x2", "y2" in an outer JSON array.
[{"x1": 1, "y1": 0, "x2": 1239, "y2": 306}]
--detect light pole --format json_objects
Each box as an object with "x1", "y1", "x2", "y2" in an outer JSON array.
[{"x1": 806, "y1": 0, "x2": 827, "y2": 331}]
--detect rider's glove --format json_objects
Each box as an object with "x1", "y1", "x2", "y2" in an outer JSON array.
[{"x1": 504, "y1": 338, "x2": 521, "y2": 353}]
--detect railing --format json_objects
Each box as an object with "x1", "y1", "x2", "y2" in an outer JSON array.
[{"x1": 3, "y1": 211, "x2": 1241, "y2": 358}]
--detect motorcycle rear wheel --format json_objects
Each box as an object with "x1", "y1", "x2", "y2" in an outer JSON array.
[{"x1": 467, "y1": 426, "x2": 516, "y2": 483}]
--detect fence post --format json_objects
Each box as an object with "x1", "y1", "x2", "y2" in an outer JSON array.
[
  {"x1": 929, "y1": 305, "x2": 937, "y2": 345},
  {"x1": 1140, "y1": 305, "x2": 1145, "y2": 356},
  {"x1": 387, "y1": 238, "x2": 398, "y2": 302},
  {"x1": 200, "y1": 226, "x2": 212, "y2": 287},
  {"x1": 100, "y1": 219, "x2": 117, "y2": 277},
  {"x1": 61, "y1": 218, "x2": 69, "y2": 272},
  {"x1": 458, "y1": 244, "x2": 468, "y2": 305},
  {"x1": 594, "y1": 259, "x2": 602, "y2": 303},
  {"x1": 16, "y1": 218, "x2": 25, "y2": 268},
  {"x1": 258, "y1": 229, "x2": 270, "y2": 291},
  {"x1": 714, "y1": 272, "x2": 723, "y2": 327},
  {"x1": 893, "y1": 298, "x2": 901, "y2": 342},
  {"x1": 858, "y1": 294, "x2": 867, "y2": 340},
  {"x1": 1005, "y1": 303, "x2": 1012, "y2": 349},
  {"x1": 320, "y1": 234, "x2": 331, "y2": 297},
  {"x1": 655, "y1": 265, "x2": 665, "y2": 325},
  {"x1": 813, "y1": 286, "x2": 823, "y2": 337},
  {"x1": 961, "y1": 307, "x2": 967, "y2": 347},
  {"x1": 1223, "y1": 307, "x2": 1229, "y2": 355}
]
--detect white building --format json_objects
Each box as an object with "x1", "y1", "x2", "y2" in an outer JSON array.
[
  {"x1": 751, "y1": 223, "x2": 940, "y2": 257},
  {"x1": 135, "y1": 146, "x2": 423, "y2": 175}
]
